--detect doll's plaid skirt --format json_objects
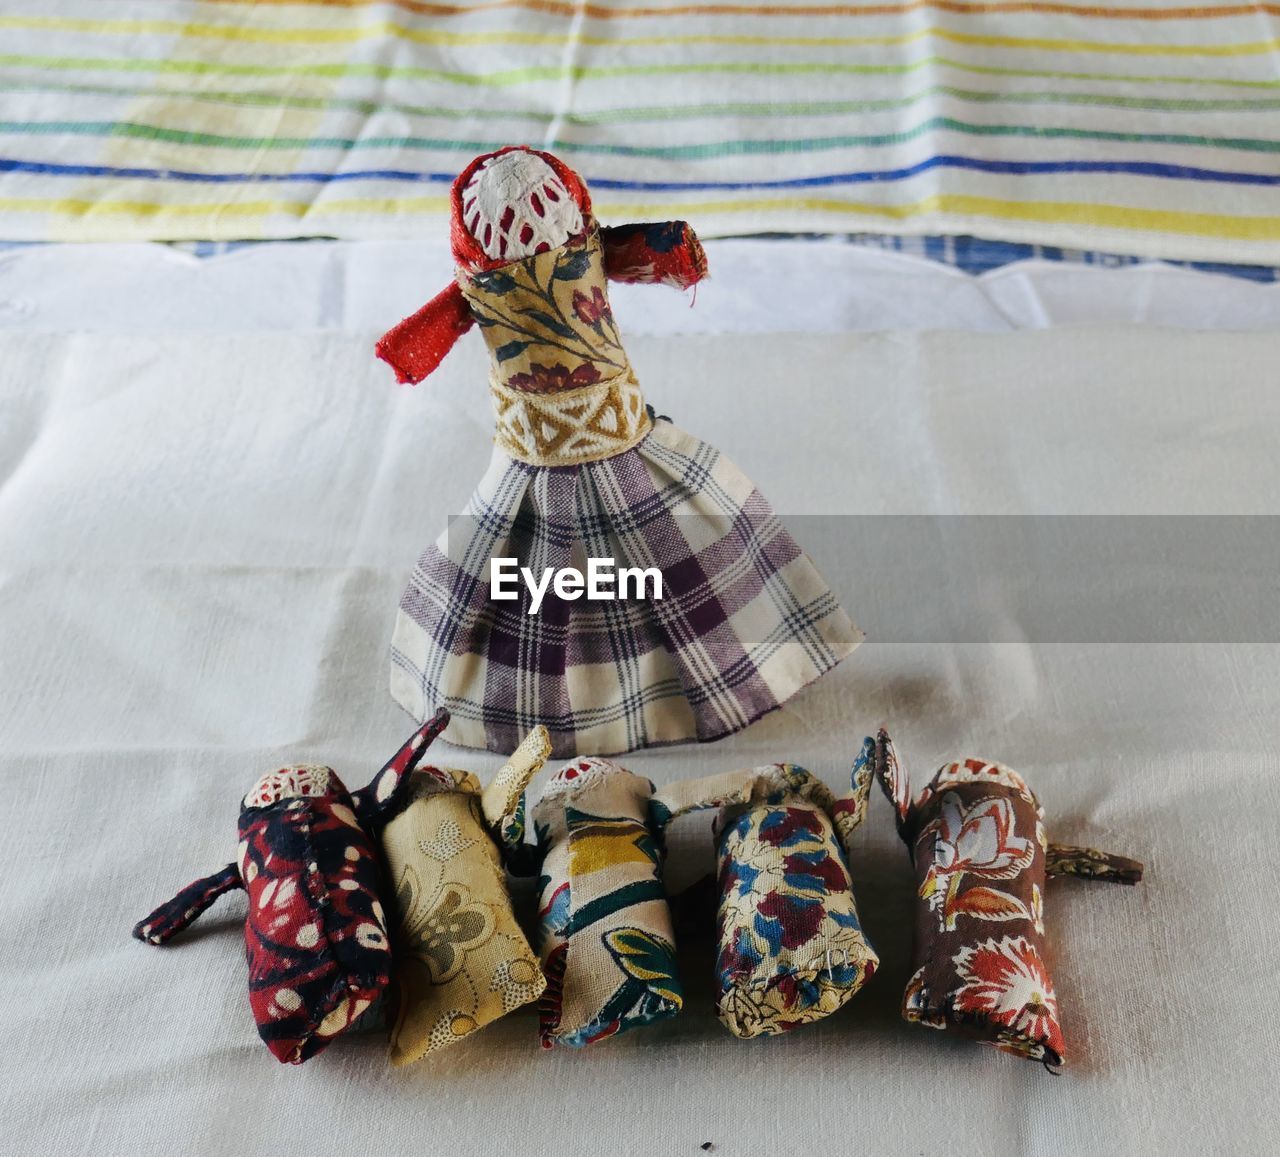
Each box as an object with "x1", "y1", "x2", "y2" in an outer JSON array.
[{"x1": 390, "y1": 419, "x2": 861, "y2": 756}]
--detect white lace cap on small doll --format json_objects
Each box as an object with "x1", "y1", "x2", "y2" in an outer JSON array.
[
  {"x1": 243, "y1": 765, "x2": 333, "y2": 808},
  {"x1": 459, "y1": 150, "x2": 584, "y2": 262}
]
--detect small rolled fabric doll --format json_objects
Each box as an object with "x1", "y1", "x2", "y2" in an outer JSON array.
[
  {"x1": 531, "y1": 759, "x2": 878, "y2": 1046},
  {"x1": 382, "y1": 144, "x2": 860, "y2": 757},
  {"x1": 711, "y1": 762, "x2": 879, "y2": 1039},
  {"x1": 381, "y1": 725, "x2": 552, "y2": 1064},
  {"x1": 531, "y1": 758, "x2": 683, "y2": 1048},
  {"x1": 133, "y1": 710, "x2": 449, "y2": 1064},
  {"x1": 869, "y1": 730, "x2": 1143, "y2": 1067},
  {"x1": 647, "y1": 761, "x2": 878, "y2": 1039}
]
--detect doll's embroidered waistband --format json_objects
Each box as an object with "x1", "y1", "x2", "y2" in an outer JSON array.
[{"x1": 490, "y1": 370, "x2": 651, "y2": 467}]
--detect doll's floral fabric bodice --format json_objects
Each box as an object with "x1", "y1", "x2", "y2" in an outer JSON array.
[{"x1": 457, "y1": 225, "x2": 650, "y2": 467}]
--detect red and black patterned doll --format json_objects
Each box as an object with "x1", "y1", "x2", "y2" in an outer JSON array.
[
  {"x1": 133, "y1": 709, "x2": 449, "y2": 1064},
  {"x1": 380, "y1": 146, "x2": 861, "y2": 758}
]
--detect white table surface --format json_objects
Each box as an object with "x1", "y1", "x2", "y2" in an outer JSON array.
[{"x1": 2, "y1": 254, "x2": 1276, "y2": 1155}]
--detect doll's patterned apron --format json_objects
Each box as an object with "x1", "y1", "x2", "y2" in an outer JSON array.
[{"x1": 390, "y1": 225, "x2": 862, "y2": 757}]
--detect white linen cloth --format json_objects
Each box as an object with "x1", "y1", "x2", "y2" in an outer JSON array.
[
  {"x1": 2, "y1": 325, "x2": 1275, "y2": 1155},
  {"x1": 4, "y1": 239, "x2": 1280, "y2": 336}
]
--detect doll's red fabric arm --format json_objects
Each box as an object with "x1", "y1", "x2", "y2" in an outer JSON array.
[
  {"x1": 375, "y1": 221, "x2": 707, "y2": 386},
  {"x1": 374, "y1": 281, "x2": 474, "y2": 385},
  {"x1": 600, "y1": 221, "x2": 708, "y2": 290}
]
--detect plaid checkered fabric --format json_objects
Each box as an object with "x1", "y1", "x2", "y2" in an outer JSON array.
[{"x1": 390, "y1": 418, "x2": 861, "y2": 757}]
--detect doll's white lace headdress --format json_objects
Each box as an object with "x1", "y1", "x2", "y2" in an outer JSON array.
[{"x1": 459, "y1": 150, "x2": 585, "y2": 262}]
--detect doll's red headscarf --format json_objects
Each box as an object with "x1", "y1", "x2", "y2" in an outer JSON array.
[{"x1": 375, "y1": 146, "x2": 708, "y2": 385}]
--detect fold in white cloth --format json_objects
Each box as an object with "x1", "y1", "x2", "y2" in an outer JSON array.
[{"x1": 3, "y1": 239, "x2": 1279, "y2": 337}]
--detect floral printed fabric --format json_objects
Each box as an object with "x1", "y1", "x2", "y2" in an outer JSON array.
[
  {"x1": 713, "y1": 764, "x2": 878, "y2": 1039},
  {"x1": 135, "y1": 766, "x2": 395, "y2": 1065},
  {"x1": 233, "y1": 769, "x2": 395, "y2": 1064},
  {"x1": 382, "y1": 727, "x2": 551, "y2": 1065},
  {"x1": 459, "y1": 227, "x2": 654, "y2": 468},
  {"x1": 533, "y1": 759, "x2": 681, "y2": 1048},
  {"x1": 459, "y1": 225, "x2": 632, "y2": 399},
  {"x1": 872, "y1": 729, "x2": 1143, "y2": 1067},
  {"x1": 132, "y1": 713, "x2": 450, "y2": 1064}
]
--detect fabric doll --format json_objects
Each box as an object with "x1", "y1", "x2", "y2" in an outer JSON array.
[
  {"x1": 133, "y1": 710, "x2": 449, "y2": 1064},
  {"x1": 529, "y1": 755, "x2": 879, "y2": 1047},
  {"x1": 381, "y1": 725, "x2": 552, "y2": 1064},
  {"x1": 531, "y1": 757, "x2": 682, "y2": 1047},
  {"x1": 378, "y1": 145, "x2": 861, "y2": 757},
  {"x1": 641, "y1": 759, "x2": 879, "y2": 1039},
  {"x1": 869, "y1": 729, "x2": 1143, "y2": 1067},
  {"x1": 710, "y1": 760, "x2": 879, "y2": 1039}
]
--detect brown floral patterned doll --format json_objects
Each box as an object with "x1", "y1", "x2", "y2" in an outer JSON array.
[
  {"x1": 870, "y1": 729, "x2": 1143, "y2": 1067},
  {"x1": 379, "y1": 146, "x2": 861, "y2": 757}
]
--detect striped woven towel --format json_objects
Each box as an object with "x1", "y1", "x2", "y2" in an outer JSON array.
[{"x1": 2, "y1": 0, "x2": 1279, "y2": 261}]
